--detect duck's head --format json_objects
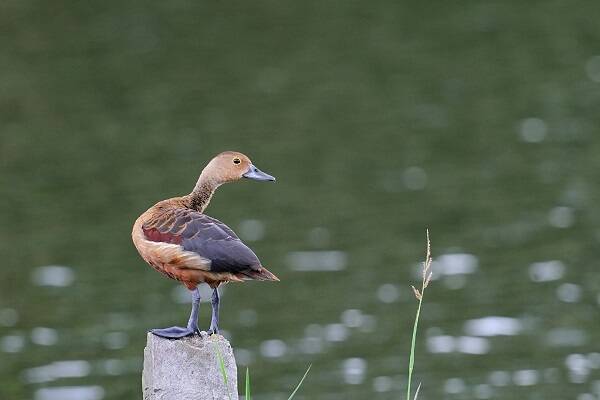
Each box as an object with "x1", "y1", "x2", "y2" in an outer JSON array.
[{"x1": 203, "y1": 151, "x2": 276, "y2": 185}]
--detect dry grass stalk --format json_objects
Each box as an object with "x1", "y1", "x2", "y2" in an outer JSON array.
[{"x1": 406, "y1": 229, "x2": 433, "y2": 400}]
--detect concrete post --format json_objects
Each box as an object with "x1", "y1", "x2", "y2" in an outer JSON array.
[{"x1": 142, "y1": 333, "x2": 238, "y2": 400}]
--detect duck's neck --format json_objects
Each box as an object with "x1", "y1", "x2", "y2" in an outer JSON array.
[{"x1": 186, "y1": 174, "x2": 220, "y2": 213}]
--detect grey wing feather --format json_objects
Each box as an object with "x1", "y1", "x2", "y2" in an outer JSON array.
[
  {"x1": 175, "y1": 212, "x2": 262, "y2": 273},
  {"x1": 143, "y1": 207, "x2": 263, "y2": 273}
]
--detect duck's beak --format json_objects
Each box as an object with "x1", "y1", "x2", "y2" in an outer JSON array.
[{"x1": 243, "y1": 165, "x2": 276, "y2": 182}]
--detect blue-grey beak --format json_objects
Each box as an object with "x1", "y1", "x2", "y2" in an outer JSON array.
[{"x1": 243, "y1": 165, "x2": 276, "y2": 182}]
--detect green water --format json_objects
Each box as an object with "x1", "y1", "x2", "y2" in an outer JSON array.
[{"x1": 2, "y1": 1, "x2": 600, "y2": 399}]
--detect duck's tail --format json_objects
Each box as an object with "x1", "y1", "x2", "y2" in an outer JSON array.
[{"x1": 238, "y1": 266, "x2": 280, "y2": 282}]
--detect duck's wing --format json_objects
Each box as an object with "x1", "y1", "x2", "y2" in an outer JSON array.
[{"x1": 142, "y1": 208, "x2": 277, "y2": 279}]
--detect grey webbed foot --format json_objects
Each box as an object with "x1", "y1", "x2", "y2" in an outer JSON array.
[{"x1": 150, "y1": 326, "x2": 199, "y2": 338}]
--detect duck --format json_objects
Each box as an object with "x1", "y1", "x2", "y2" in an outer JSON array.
[{"x1": 132, "y1": 151, "x2": 278, "y2": 338}]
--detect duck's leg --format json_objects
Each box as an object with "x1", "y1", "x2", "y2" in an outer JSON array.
[
  {"x1": 208, "y1": 287, "x2": 220, "y2": 335},
  {"x1": 151, "y1": 288, "x2": 201, "y2": 338}
]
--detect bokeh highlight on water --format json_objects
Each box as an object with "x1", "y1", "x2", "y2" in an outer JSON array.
[{"x1": 2, "y1": 1, "x2": 600, "y2": 399}]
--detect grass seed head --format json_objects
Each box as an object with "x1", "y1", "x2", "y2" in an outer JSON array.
[{"x1": 411, "y1": 285, "x2": 422, "y2": 300}]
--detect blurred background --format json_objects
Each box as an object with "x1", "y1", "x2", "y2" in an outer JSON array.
[{"x1": 2, "y1": 1, "x2": 600, "y2": 399}]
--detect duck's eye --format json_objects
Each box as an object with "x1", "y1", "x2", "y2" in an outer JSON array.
[{"x1": 233, "y1": 158, "x2": 241, "y2": 165}]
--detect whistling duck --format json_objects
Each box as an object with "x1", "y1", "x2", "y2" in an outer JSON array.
[{"x1": 132, "y1": 151, "x2": 278, "y2": 338}]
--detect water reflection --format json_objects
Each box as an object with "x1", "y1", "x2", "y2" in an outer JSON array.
[
  {"x1": 24, "y1": 360, "x2": 91, "y2": 383},
  {"x1": 529, "y1": 260, "x2": 565, "y2": 282},
  {"x1": 429, "y1": 253, "x2": 478, "y2": 278},
  {"x1": 548, "y1": 206, "x2": 575, "y2": 228},
  {"x1": 376, "y1": 284, "x2": 401, "y2": 303},
  {"x1": 324, "y1": 324, "x2": 348, "y2": 342},
  {"x1": 342, "y1": 358, "x2": 366, "y2": 385},
  {"x1": 427, "y1": 335, "x2": 490, "y2": 354},
  {"x1": 457, "y1": 336, "x2": 490, "y2": 354},
  {"x1": 34, "y1": 386, "x2": 104, "y2": 400},
  {"x1": 1, "y1": 334, "x2": 25, "y2": 353},
  {"x1": 464, "y1": 316, "x2": 522, "y2": 336},
  {"x1": 556, "y1": 283, "x2": 582, "y2": 303},
  {"x1": 31, "y1": 327, "x2": 58, "y2": 346},
  {"x1": 340, "y1": 309, "x2": 364, "y2": 328},
  {"x1": 513, "y1": 369, "x2": 539, "y2": 386},
  {"x1": 427, "y1": 335, "x2": 454, "y2": 353},
  {"x1": 286, "y1": 251, "x2": 347, "y2": 271},
  {"x1": 566, "y1": 353, "x2": 591, "y2": 383},
  {"x1": 31, "y1": 266, "x2": 75, "y2": 287},
  {"x1": 518, "y1": 117, "x2": 547, "y2": 143},
  {"x1": 260, "y1": 339, "x2": 287, "y2": 359}
]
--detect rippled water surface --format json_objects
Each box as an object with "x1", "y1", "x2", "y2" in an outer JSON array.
[{"x1": 2, "y1": 2, "x2": 600, "y2": 399}]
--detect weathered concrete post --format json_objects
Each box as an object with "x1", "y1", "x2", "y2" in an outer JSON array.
[{"x1": 142, "y1": 333, "x2": 238, "y2": 400}]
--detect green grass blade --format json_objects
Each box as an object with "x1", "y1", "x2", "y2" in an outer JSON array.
[
  {"x1": 407, "y1": 297, "x2": 423, "y2": 400},
  {"x1": 245, "y1": 367, "x2": 251, "y2": 400},
  {"x1": 214, "y1": 342, "x2": 232, "y2": 400},
  {"x1": 287, "y1": 364, "x2": 312, "y2": 400},
  {"x1": 407, "y1": 230, "x2": 432, "y2": 399}
]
